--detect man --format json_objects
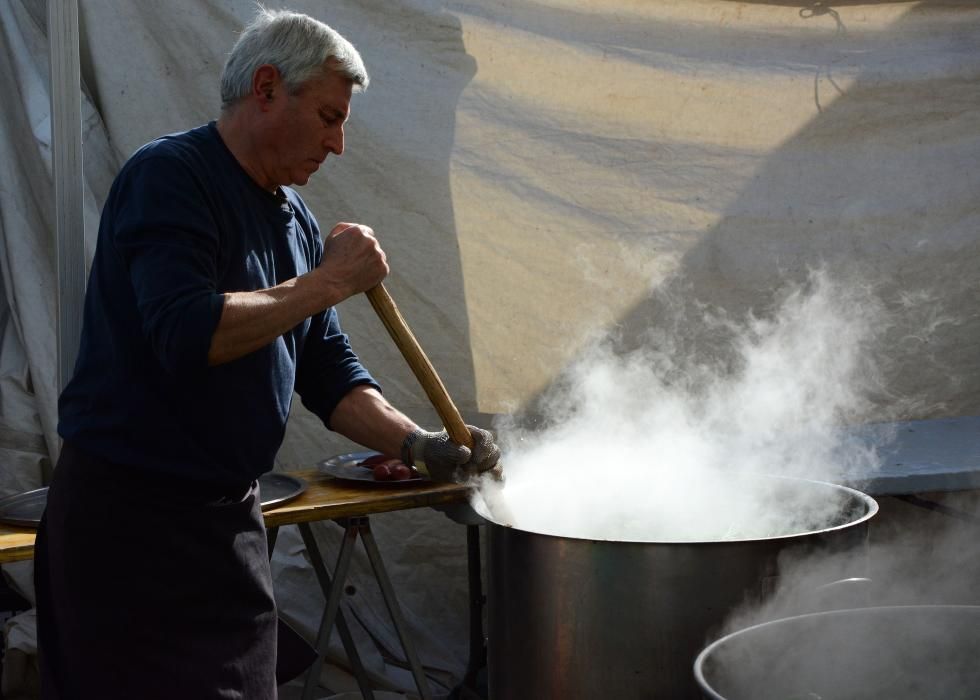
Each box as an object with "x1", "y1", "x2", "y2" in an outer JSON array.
[{"x1": 35, "y1": 8, "x2": 499, "y2": 699}]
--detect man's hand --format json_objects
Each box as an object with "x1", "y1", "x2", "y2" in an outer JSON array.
[
  {"x1": 403, "y1": 425, "x2": 501, "y2": 482},
  {"x1": 315, "y1": 222, "x2": 388, "y2": 301}
]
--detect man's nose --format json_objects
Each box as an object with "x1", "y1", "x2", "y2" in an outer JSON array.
[{"x1": 325, "y1": 125, "x2": 344, "y2": 156}]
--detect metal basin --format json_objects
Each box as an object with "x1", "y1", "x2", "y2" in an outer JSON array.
[
  {"x1": 478, "y1": 476, "x2": 877, "y2": 700},
  {"x1": 695, "y1": 605, "x2": 980, "y2": 699}
]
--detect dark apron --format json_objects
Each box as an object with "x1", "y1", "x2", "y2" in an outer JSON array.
[{"x1": 35, "y1": 442, "x2": 278, "y2": 699}]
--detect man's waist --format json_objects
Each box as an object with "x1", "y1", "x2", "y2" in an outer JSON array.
[{"x1": 59, "y1": 440, "x2": 256, "y2": 504}]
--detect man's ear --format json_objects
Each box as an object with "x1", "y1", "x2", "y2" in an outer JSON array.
[{"x1": 252, "y1": 64, "x2": 280, "y2": 107}]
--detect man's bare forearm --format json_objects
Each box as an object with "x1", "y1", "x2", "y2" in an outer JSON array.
[
  {"x1": 208, "y1": 273, "x2": 344, "y2": 366},
  {"x1": 208, "y1": 223, "x2": 388, "y2": 366},
  {"x1": 329, "y1": 386, "x2": 418, "y2": 458}
]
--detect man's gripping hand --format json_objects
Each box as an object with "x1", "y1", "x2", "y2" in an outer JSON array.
[
  {"x1": 315, "y1": 222, "x2": 388, "y2": 302},
  {"x1": 401, "y1": 425, "x2": 501, "y2": 483}
]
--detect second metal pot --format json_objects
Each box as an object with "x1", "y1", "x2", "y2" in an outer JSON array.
[{"x1": 695, "y1": 605, "x2": 980, "y2": 699}]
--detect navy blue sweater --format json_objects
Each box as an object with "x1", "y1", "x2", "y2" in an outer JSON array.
[{"x1": 58, "y1": 123, "x2": 379, "y2": 486}]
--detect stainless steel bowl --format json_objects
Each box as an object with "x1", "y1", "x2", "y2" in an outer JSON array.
[
  {"x1": 478, "y1": 476, "x2": 878, "y2": 700},
  {"x1": 695, "y1": 605, "x2": 980, "y2": 700}
]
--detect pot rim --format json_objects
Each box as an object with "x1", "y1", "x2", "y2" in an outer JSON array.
[
  {"x1": 693, "y1": 604, "x2": 980, "y2": 700},
  {"x1": 475, "y1": 474, "x2": 879, "y2": 545}
]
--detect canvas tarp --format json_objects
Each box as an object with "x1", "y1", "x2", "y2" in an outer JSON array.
[{"x1": 2, "y1": 0, "x2": 979, "y2": 695}]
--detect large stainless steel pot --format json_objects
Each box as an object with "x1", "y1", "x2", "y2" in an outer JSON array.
[
  {"x1": 695, "y1": 605, "x2": 980, "y2": 699},
  {"x1": 478, "y1": 476, "x2": 877, "y2": 699}
]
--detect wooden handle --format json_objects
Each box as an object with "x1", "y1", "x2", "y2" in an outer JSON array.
[{"x1": 365, "y1": 284, "x2": 473, "y2": 448}]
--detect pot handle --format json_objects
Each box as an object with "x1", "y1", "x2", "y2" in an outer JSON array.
[{"x1": 805, "y1": 577, "x2": 874, "y2": 612}]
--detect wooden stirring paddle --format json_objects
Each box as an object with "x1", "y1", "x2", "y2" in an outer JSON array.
[{"x1": 365, "y1": 283, "x2": 504, "y2": 482}]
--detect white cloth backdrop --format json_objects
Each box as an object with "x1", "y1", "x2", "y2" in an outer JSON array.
[{"x1": 2, "y1": 0, "x2": 979, "y2": 695}]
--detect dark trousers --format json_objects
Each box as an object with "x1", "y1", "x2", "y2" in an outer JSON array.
[{"x1": 35, "y1": 442, "x2": 278, "y2": 699}]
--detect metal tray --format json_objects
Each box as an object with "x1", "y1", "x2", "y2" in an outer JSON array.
[
  {"x1": 0, "y1": 487, "x2": 48, "y2": 528},
  {"x1": 0, "y1": 474, "x2": 306, "y2": 527},
  {"x1": 318, "y1": 451, "x2": 430, "y2": 487},
  {"x1": 258, "y1": 472, "x2": 306, "y2": 511}
]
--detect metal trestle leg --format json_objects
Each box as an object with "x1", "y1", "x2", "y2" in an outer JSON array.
[
  {"x1": 358, "y1": 518, "x2": 433, "y2": 700},
  {"x1": 299, "y1": 516, "x2": 433, "y2": 700},
  {"x1": 298, "y1": 522, "x2": 375, "y2": 700}
]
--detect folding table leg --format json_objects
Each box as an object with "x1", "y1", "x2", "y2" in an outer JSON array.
[
  {"x1": 297, "y1": 522, "x2": 375, "y2": 699},
  {"x1": 358, "y1": 518, "x2": 434, "y2": 700},
  {"x1": 301, "y1": 523, "x2": 360, "y2": 700}
]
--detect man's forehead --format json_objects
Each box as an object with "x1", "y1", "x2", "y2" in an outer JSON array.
[
  {"x1": 300, "y1": 72, "x2": 352, "y2": 109},
  {"x1": 301, "y1": 69, "x2": 353, "y2": 96}
]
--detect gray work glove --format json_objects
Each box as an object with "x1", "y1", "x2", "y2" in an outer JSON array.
[{"x1": 401, "y1": 425, "x2": 501, "y2": 483}]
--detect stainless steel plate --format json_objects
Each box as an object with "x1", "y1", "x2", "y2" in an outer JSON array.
[
  {"x1": 0, "y1": 487, "x2": 48, "y2": 528},
  {"x1": 318, "y1": 451, "x2": 430, "y2": 487},
  {"x1": 258, "y1": 473, "x2": 306, "y2": 511}
]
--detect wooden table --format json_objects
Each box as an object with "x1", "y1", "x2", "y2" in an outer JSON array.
[
  {"x1": 0, "y1": 468, "x2": 476, "y2": 699},
  {"x1": 263, "y1": 468, "x2": 468, "y2": 525},
  {"x1": 0, "y1": 468, "x2": 470, "y2": 562},
  {"x1": 0, "y1": 524, "x2": 34, "y2": 564}
]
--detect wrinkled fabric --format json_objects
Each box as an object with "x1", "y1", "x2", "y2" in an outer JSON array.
[{"x1": 2, "y1": 0, "x2": 979, "y2": 694}]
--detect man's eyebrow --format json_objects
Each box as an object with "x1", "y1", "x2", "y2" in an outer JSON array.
[{"x1": 320, "y1": 106, "x2": 348, "y2": 121}]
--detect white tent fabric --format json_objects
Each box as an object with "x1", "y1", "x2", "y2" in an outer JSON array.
[
  {"x1": 2, "y1": 0, "x2": 979, "y2": 695},
  {"x1": 0, "y1": 0, "x2": 113, "y2": 492}
]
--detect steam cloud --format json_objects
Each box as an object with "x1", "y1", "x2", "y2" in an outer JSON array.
[
  {"x1": 473, "y1": 270, "x2": 889, "y2": 541},
  {"x1": 470, "y1": 269, "x2": 979, "y2": 696}
]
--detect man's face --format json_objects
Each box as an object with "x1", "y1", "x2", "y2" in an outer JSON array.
[{"x1": 263, "y1": 69, "x2": 353, "y2": 188}]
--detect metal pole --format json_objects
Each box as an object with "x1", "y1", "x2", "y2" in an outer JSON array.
[
  {"x1": 464, "y1": 524, "x2": 486, "y2": 689},
  {"x1": 48, "y1": 0, "x2": 86, "y2": 393}
]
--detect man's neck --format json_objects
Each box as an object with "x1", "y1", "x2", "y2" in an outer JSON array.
[{"x1": 215, "y1": 111, "x2": 277, "y2": 193}]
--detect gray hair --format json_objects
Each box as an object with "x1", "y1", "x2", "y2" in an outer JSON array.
[{"x1": 220, "y1": 7, "x2": 369, "y2": 109}]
